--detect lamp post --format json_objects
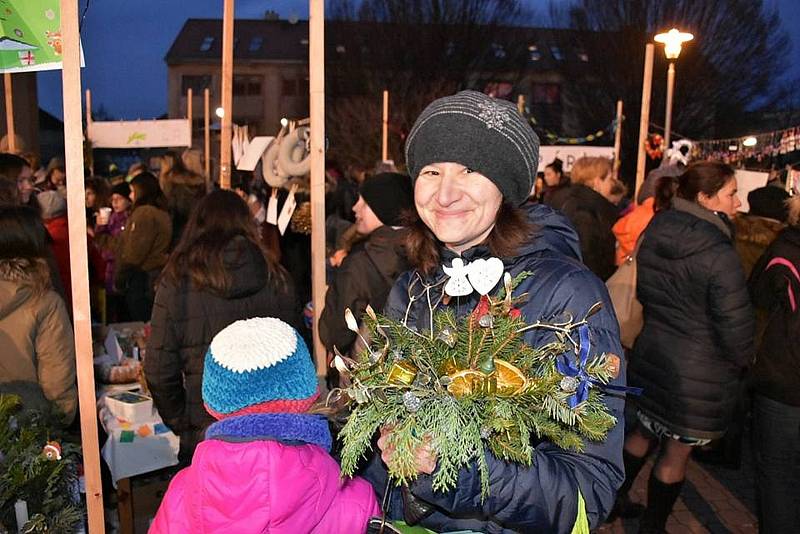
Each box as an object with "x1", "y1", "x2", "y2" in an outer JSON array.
[{"x1": 654, "y1": 28, "x2": 693, "y2": 149}]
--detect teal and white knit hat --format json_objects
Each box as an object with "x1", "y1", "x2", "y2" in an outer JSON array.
[{"x1": 202, "y1": 317, "x2": 319, "y2": 419}]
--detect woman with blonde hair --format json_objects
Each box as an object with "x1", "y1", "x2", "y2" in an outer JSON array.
[{"x1": 550, "y1": 156, "x2": 620, "y2": 280}]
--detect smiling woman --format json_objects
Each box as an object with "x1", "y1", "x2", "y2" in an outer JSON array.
[{"x1": 359, "y1": 90, "x2": 628, "y2": 533}]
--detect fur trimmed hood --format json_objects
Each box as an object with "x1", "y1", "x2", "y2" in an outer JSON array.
[{"x1": 0, "y1": 258, "x2": 48, "y2": 319}]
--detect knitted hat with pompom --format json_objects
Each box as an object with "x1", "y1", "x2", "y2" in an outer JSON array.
[{"x1": 202, "y1": 317, "x2": 319, "y2": 419}]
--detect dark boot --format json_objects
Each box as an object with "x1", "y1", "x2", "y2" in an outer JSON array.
[
  {"x1": 638, "y1": 474, "x2": 684, "y2": 533},
  {"x1": 606, "y1": 450, "x2": 648, "y2": 522}
]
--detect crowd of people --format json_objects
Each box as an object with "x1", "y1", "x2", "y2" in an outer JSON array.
[{"x1": 0, "y1": 90, "x2": 798, "y2": 533}]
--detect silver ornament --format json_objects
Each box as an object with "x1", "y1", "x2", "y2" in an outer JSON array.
[
  {"x1": 436, "y1": 328, "x2": 457, "y2": 347},
  {"x1": 480, "y1": 427, "x2": 492, "y2": 439},
  {"x1": 478, "y1": 314, "x2": 493, "y2": 328},
  {"x1": 403, "y1": 391, "x2": 422, "y2": 412},
  {"x1": 560, "y1": 376, "x2": 579, "y2": 393}
]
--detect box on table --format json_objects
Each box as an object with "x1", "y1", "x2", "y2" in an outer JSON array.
[{"x1": 106, "y1": 391, "x2": 153, "y2": 423}]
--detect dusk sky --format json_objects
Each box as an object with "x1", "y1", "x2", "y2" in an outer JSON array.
[{"x1": 37, "y1": 0, "x2": 800, "y2": 121}]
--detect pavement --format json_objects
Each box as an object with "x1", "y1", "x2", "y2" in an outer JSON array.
[{"x1": 598, "y1": 432, "x2": 759, "y2": 534}]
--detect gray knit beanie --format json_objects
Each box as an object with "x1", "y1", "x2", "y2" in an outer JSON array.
[{"x1": 404, "y1": 90, "x2": 539, "y2": 206}]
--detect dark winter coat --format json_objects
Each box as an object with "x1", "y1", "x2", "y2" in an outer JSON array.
[
  {"x1": 363, "y1": 204, "x2": 626, "y2": 533},
  {"x1": 749, "y1": 225, "x2": 800, "y2": 406},
  {"x1": 319, "y1": 225, "x2": 409, "y2": 354},
  {"x1": 630, "y1": 198, "x2": 754, "y2": 439},
  {"x1": 549, "y1": 184, "x2": 619, "y2": 281},
  {"x1": 145, "y1": 237, "x2": 300, "y2": 455}
]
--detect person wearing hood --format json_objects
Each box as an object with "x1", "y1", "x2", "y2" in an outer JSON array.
[
  {"x1": 363, "y1": 91, "x2": 626, "y2": 533},
  {"x1": 319, "y1": 172, "x2": 414, "y2": 361},
  {"x1": 0, "y1": 206, "x2": 76, "y2": 425},
  {"x1": 747, "y1": 195, "x2": 800, "y2": 533},
  {"x1": 37, "y1": 190, "x2": 72, "y2": 310},
  {"x1": 616, "y1": 162, "x2": 754, "y2": 532},
  {"x1": 145, "y1": 190, "x2": 300, "y2": 459}
]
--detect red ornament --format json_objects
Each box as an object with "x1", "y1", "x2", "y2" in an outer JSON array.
[{"x1": 509, "y1": 308, "x2": 522, "y2": 320}]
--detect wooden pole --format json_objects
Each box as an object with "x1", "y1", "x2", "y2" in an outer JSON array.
[
  {"x1": 634, "y1": 44, "x2": 654, "y2": 204},
  {"x1": 4, "y1": 72, "x2": 16, "y2": 153},
  {"x1": 613, "y1": 100, "x2": 623, "y2": 179},
  {"x1": 664, "y1": 62, "x2": 675, "y2": 150},
  {"x1": 85, "y1": 89, "x2": 93, "y2": 176},
  {"x1": 219, "y1": 0, "x2": 234, "y2": 189},
  {"x1": 60, "y1": 1, "x2": 104, "y2": 531},
  {"x1": 204, "y1": 88, "x2": 211, "y2": 192},
  {"x1": 310, "y1": 0, "x2": 327, "y2": 376},
  {"x1": 187, "y1": 87, "x2": 193, "y2": 143},
  {"x1": 381, "y1": 90, "x2": 388, "y2": 161}
]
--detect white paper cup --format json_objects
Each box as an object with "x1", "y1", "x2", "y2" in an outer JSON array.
[{"x1": 98, "y1": 207, "x2": 112, "y2": 225}]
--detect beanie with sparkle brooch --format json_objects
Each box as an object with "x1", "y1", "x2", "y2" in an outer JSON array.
[{"x1": 202, "y1": 317, "x2": 319, "y2": 419}]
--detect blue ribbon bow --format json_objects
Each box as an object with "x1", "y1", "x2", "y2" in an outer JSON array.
[{"x1": 556, "y1": 324, "x2": 642, "y2": 408}]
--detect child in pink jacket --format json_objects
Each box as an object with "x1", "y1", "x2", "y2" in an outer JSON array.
[{"x1": 150, "y1": 317, "x2": 380, "y2": 533}]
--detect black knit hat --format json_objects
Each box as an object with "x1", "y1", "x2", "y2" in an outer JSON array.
[
  {"x1": 111, "y1": 182, "x2": 131, "y2": 198},
  {"x1": 404, "y1": 90, "x2": 540, "y2": 206},
  {"x1": 359, "y1": 172, "x2": 413, "y2": 226}
]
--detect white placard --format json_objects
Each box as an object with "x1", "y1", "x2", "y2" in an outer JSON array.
[
  {"x1": 104, "y1": 328, "x2": 123, "y2": 363},
  {"x1": 236, "y1": 136, "x2": 274, "y2": 171},
  {"x1": 88, "y1": 119, "x2": 191, "y2": 148},
  {"x1": 266, "y1": 188, "x2": 278, "y2": 225},
  {"x1": 277, "y1": 185, "x2": 298, "y2": 235},
  {"x1": 538, "y1": 146, "x2": 615, "y2": 172},
  {"x1": 734, "y1": 169, "x2": 769, "y2": 213}
]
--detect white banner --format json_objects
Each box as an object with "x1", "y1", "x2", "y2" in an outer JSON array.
[
  {"x1": 538, "y1": 146, "x2": 615, "y2": 172},
  {"x1": 88, "y1": 119, "x2": 191, "y2": 149},
  {"x1": 734, "y1": 169, "x2": 769, "y2": 213}
]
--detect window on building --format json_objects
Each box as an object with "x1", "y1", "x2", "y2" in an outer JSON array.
[
  {"x1": 528, "y1": 44, "x2": 541, "y2": 62},
  {"x1": 576, "y1": 48, "x2": 589, "y2": 62},
  {"x1": 249, "y1": 36, "x2": 263, "y2": 52},
  {"x1": 233, "y1": 75, "x2": 262, "y2": 96},
  {"x1": 282, "y1": 78, "x2": 297, "y2": 96},
  {"x1": 199, "y1": 36, "x2": 214, "y2": 52},
  {"x1": 300, "y1": 39, "x2": 309, "y2": 46},
  {"x1": 336, "y1": 44, "x2": 346, "y2": 54},
  {"x1": 491, "y1": 43, "x2": 506, "y2": 59},
  {"x1": 181, "y1": 75, "x2": 212, "y2": 94},
  {"x1": 550, "y1": 46, "x2": 564, "y2": 61}
]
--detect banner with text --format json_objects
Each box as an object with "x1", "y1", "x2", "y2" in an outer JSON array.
[
  {"x1": 89, "y1": 119, "x2": 191, "y2": 149},
  {"x1": 538, "y1": 146, "x2": 615, "y2": 173}
]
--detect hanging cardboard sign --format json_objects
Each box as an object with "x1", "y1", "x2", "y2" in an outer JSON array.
[
  {"x1": 0, "y1": 0, "x2": 85, "y2": 73},
  {"x1": 266, "y1": 188, "x2": 278, "y2": 225},
  {"x1": 89, "y1": 119, "x2": 191, "y2": 148},
  {"x1": 277, "y1": 184, "x2": 298, "y2": 235}
]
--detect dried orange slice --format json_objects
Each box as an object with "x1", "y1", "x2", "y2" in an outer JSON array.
[
  {"x1": 494, "y1": 359, "x2": 528, "y2": 396},
  {"x1": 447, "y1": 370, "x2": 486, "y2": 398}
]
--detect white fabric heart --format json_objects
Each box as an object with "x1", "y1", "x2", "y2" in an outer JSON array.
[
  {"x1": 466, "y1": 257, "x2": 504, "y2": 295},
  {"x1": 443, "y1": 257, "x2": 505, "y2": 297}
]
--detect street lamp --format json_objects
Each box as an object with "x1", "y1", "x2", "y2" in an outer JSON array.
[
  {"x1": 654, "y1": 28, "x2": 693, "y2": 149},
  {"x1": 215, "y1": 106, "x2": 225, "y2": 119}
]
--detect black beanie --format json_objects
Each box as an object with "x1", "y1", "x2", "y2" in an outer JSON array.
[
  {"x1": 359, "y1": 172, "x2": 414, "y2": 226},
  {"x1": 404, "y1": 90, "x2": 540, "y2": 206},
  {"x1": 111, "y1": 181, "x2": 131, "y2": 198}
]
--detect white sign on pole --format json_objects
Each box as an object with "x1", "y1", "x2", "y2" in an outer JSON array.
[
  {"x1": 88, "y1": 119, "x2": 192, "y2": 149},
  {"x1": 734, "y1": 169, "x2": 769, "y2": 213},
  {"x1": 538, "y1": 146, "x2": 615, "y2": 172}
]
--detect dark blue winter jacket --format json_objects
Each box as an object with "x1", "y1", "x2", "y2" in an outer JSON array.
[{"x1": 362, "y1": 204, "x2": 626, "y2": 533}]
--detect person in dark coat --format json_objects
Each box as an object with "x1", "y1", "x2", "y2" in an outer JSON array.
[
  {"x1": 616, "y1": 162, "x2": 755, "y2": 532},
  {"x1": 145, "y1": 190, "x2": 300, "y2": 459},
  {"x1": 319, "y1": 172, "x2": 413, "y2": 357},
  {"x1": 549, "y1": 156, "x2": 620, "y2": 281},
  {"x1": 363, "y1": 91, "x2": 627, "y2": 533},
  {"x1": 748, "y1": 195, "x2": 800, "y2": 533},
  {"x1": 538, "y1": 157, "x2": 569, "y2": 204}
]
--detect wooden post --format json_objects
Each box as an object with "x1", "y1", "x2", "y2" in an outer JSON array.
[
  {"x1": 4, "y1": 72, "x2": 16, "y2": 153},
  {"x1": 516, "y1": 94, "x2": 525, "y2": 115},
  {"x1": 613, "y1": 100, "x2": 623, "y2": 179},
  {"x1": 664, "y1": 62, "x2": 675, "y2": 150},
  {"x1": 60, "y1": 0, "x2": 104, "y2": 531},
  {"x1": 381, "y1": 90, "x2": 389, "y2": 161},
  {"x1": 187, "y1": 87, "x2": 193, "y2": 143},
  {"x1": 310, "y1": 0, "x2": 327, "y2": 376},
  {"x1": 85, "y1": 89, "x2": 93, "y2": 176},
  {"x1": 634, "y1": 44, "x2": 654, "y2": 203},
  {"x1": 219, "y1": 0, "x2": 234, "y2": 189},
  {"x1": 204, "y1": 88, "x2": 211, "y2": 192}
]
